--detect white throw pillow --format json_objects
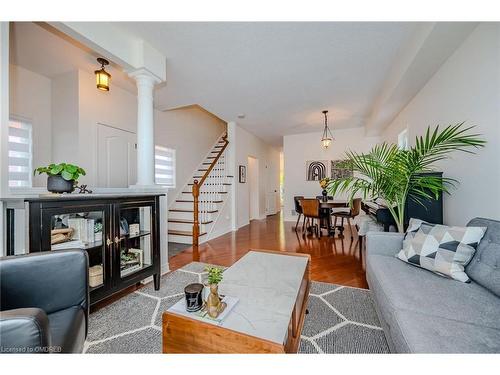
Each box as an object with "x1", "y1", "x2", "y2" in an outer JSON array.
[{"x1": 397, "y1": 218, "x2": 486, "y2": 282}]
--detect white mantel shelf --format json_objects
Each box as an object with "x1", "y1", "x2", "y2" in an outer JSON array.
[{"x1": 0, "y1": 186, "x2": 170, "y2": 202}]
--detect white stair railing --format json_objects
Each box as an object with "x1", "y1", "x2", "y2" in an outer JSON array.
[{"x1": 192, "y1": 134, "x2": 228, "y2": 246}]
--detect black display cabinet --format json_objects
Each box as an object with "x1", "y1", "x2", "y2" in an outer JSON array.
[{"x1": 25, "y1": 194, "x2": 162, "y2": 306}]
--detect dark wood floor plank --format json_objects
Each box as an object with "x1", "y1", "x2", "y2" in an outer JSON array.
[{"x1": 168, "y1": 212, "x2": 368, "y2": 289}]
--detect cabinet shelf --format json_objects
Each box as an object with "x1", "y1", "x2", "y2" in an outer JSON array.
[
  {"x1": 121, "y1": 263, "x2": 152, "y2": 278},
  {"x1": 121, "y1": 230, "x2": 150, "y2": 241},
  {"x1": 89, "y1": 284, "x2": 103, "y2": 292},
  {"x1": 83, "y1": 240, "x2": 103, "y2": 250},
  {"x1": 27, "y1": 194, "x2": 162, "y2": 306}
]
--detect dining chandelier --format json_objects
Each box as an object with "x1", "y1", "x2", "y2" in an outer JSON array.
[{"x1": 321, "y1": 110, "x2": 334, "y2": 149}]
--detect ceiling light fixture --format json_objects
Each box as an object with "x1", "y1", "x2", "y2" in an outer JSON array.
[
  {"x1": 321, "y1": 110, "x2": 334, "y2": 149},
  {"x1": 95, "y1": 57, "x2": 111, "y2": 92}
]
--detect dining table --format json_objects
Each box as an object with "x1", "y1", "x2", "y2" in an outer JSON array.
[{"x1": 319, "y1": 199, "x2": 349, "y2": 235}]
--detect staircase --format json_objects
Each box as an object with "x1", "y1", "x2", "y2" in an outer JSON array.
[{"x1": 168, "y1": 133, "x2": 232, "y2": 245}]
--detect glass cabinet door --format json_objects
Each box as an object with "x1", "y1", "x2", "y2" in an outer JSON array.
[
  {"x1": 41, "y1": 205, "x2": 110, "y2": 293},
  {"x1": 116, "y1": 204, "x2": 154, "y2": 279}
]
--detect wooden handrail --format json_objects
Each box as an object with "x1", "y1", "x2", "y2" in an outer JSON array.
[{"x1": 192, "y1": 134, "x2": 229, "y2": 247}]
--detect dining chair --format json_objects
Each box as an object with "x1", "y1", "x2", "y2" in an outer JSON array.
[
  {"x1": 293, "y1": 196, "x2": 305, "y2": 232},
  {"x1": 332, "y1": 198, "x2": 362, "y2": 239},
  {"x1": 299, "y1": 198, "x2": 322, "y2": 237}
]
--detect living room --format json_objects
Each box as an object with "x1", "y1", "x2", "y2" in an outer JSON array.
[{"x1": 1, "y1": 0, "x2": 499, "y2": 373}]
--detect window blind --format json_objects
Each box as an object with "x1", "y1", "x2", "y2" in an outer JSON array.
[
  {"x1": 8, "y1": 119, "x2": 33, "y2": 188},
  {"x1": 155, "y1": 145, "x2": 175, "y2": 187}
]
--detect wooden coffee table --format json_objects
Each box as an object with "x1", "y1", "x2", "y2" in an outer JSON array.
[{"x1": 162, "y1": 249, "x2": 310, "y2": 353}]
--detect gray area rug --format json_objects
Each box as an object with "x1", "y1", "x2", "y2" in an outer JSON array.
[{"x1": 84, "y1": 262, "x2": 389, "y2": 354}]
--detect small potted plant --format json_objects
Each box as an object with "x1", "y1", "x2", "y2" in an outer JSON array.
[
  {"x1": 205, "y1": 266, "x2": 226, "y2": 318},
  {"x1": 319, "y1": 177, "x2": 331, "y2": 201},
  {"x1": 34, "y1": 163, "x2": 86, "y2": 194}
]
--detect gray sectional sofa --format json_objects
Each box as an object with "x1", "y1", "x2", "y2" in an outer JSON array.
[{"x1": 366, "y1": 217, "x2": 500, "y2": 353}]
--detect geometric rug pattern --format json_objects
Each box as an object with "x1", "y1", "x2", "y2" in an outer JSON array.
[{"x1": 84, "y1": 262, "x2": 389, "y2": 354}]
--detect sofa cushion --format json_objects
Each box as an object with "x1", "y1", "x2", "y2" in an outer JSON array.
[
  {"x1": 466, "y1": 217, "x2": 500, "y2": 297},
  {"x1": 397, "y1": 218, "x2": 486, "y2": 282},
  {"x1": 392, "y1": 308, "x2": 500, "y2": 353},
  {"x1": 367, "y1": 254, "x2": 500, "y2": 330},
  {"x1": 48, "y1": 306, "x2": 86, "y2": 353}
]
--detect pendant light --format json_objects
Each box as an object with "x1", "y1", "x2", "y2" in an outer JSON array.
[
  {"x1": 321, "y1": 110, "x2": 334, "y2": 149},
  {"x1": 95, "y1": 57, "x2": 111, "y2": 91}
]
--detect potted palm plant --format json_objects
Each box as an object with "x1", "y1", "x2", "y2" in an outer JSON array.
[
  {"x1": 34, "y1": 163, "x2": 86, "y2": 194},
  {"x1": 327, "y1": 123, "x2": 485, "y2": 233}
]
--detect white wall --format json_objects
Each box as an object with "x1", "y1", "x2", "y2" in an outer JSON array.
[
  {"x1": 283, "y1": 128, "x2": 380, "y2": 222},
  {"x1": 233, "y1": 124, "x2": 281, "y2": 228},
  {"x1": 51, "y1": 70, "x2": 79, "y2": 166},
  {"x1": 155, "y1": 106, "x2": 226, "y2": 206},
  {"x1": 382, "y1": 23, "x2": 500, "y2": 225},
  {"x1": 76, "y1": 70, "x2": 226, "y2": 195},
  {"x1": 77, "y1": 69, "x2": 138, "y2": 186},
  {"x1": 9, "y1": 65, "x2": 52, "y2": 187},
  {"x1": 10, "y1": 66, "x2": 226, "y2": 194}
]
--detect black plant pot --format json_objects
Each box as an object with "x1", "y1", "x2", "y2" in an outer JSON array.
[{"x1": 47, "y1": 175, "x2": 74, "y2": 194}]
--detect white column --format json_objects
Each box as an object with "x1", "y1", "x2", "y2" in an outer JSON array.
[{"x1": 128, "y1": 68, "x2": 161, "y2": 187}]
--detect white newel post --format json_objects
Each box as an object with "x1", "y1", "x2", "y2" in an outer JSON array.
[{"x1": 129, "y1": 68, "x2": 161, "y2": 187}]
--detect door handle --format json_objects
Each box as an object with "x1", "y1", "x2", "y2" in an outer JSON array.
[
  {"x1": 106, "y1": 237, "x2": 113, "y2": 247},
  {"x1": 114, "y1": 236, "x2": 124, "y2": 244}
]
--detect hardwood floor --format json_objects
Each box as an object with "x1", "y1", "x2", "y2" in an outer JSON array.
[
  {"x1": 93, "y1": 211, "x2": 366, "y2": 312},
  {"x1": 169, "y1": 211, "x2": 368, "y2": 289}
]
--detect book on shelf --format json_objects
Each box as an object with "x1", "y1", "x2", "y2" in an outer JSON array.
[
  {"x1": 52, "y1": 239, "x2": 85, "y2": 250},
  {"x1": 87, "y1": 219, "x2": 95, "y2": 243},
  {"x1": 67, "y1": 218, "x2": 83, "y2": 241},
  {"x1": 67, "y1": 218, "x2": 96, "y2": 244}
]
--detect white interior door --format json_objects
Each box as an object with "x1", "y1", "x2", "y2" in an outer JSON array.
[
  {"x1": 248, "y1": 156, "x2": 260, "y2": 221},
  {"x1": 265, "y1": 163, "x2": 279, "y2": 215},
  {"x1": 97, "y1": 124, "x2": 137, "y2": 188}
]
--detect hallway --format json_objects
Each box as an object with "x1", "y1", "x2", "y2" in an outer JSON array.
[{"x1": 169, "y1": 212, "x2": 368, "y2": 288}]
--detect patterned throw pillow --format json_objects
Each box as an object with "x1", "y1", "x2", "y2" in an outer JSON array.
[{"x1": 397, "y1": 218, "x2": 486, "y2": 282}]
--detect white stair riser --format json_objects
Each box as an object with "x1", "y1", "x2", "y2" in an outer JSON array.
[
  {"x1": 186, "y1": 184, "x2": 230, "y2": 192},
  {"x1": 168, "y1": 221, "x2": 209, "y2": 232},
  {"x1": 168, "y1": 234, "x2": 208, "y2": 245},
  {"x1": 168, "y1": 234, "x2": 193, "y2": 244},
  {"x1": 179, "y1": 192, "x2": 225, "y2": 201},
  {"x1": 173, "y1": 201, "x2": 222, "y2": 211},
  {"x1": 168, "y1": 210, "x2": 216, "y2": 221}
]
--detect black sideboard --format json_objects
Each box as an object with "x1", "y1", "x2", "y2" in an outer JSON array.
[{"x1": 24, "y1": 194, "x2": 162, "y2": 306}]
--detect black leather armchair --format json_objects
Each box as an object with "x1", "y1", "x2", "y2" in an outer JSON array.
[{"x1": 0, "y1": 250, "x2": 89, "y2": 353}]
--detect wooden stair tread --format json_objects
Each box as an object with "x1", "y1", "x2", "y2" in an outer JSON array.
[
  {"x1": 176, "y1": 199, "x2": 223, "y2": 203},
  {"x1": 188, "y1": 183, "x2": 231, "y2": 186},
  {"x1": 168, "y1": 218, "x2": 213, "y2": 224},
  {"x1": 170, "y1": 209, "x2": 218, "y2": 213},
  {"x1": 168, "y1": 230, "x2": 206, "y2": 237},
  {"x1": 182, "y1": 191, "x2": 227, "y2": 194}
]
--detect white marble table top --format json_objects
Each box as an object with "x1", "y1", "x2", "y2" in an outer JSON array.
[
  {"x1": 218, "y1": 251, "x2": 308, "y2": 344},
  {"x1": 168, "y1": 251, "x2": 309, "y2": 345}
]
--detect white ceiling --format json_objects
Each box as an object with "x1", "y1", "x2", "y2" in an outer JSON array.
[
  {"x1": 9, "y1": 22, "x2": 137, "y2": 94},
  {"x1": 118, "y1": 22, "x2": 420, "y2": 145},
  {"x1": 10, "y1": 22, "x2": 477, "y2": 147}
]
